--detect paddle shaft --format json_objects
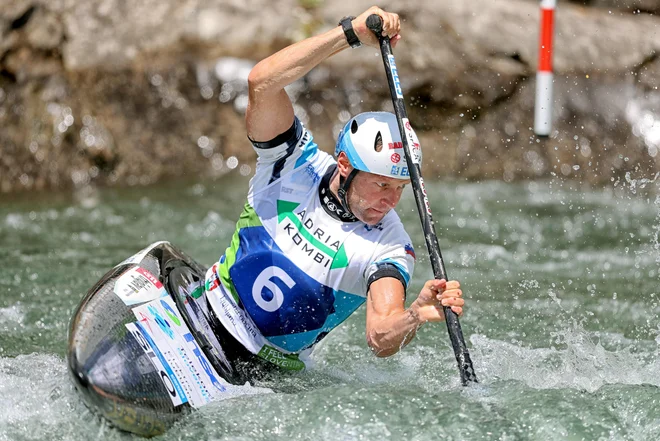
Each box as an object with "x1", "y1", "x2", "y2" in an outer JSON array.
[{"x1": 366, "y1": 14, "x2": 477, "y2": 385}]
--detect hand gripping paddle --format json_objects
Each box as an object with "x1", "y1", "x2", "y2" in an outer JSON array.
[{"x1": 366, "y1": 14, "x2": 478, "y2": 385}]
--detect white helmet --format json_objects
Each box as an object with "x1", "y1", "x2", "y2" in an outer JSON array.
[{"x1": 334, "y1": 111, "x2": 421, "y2": 179}]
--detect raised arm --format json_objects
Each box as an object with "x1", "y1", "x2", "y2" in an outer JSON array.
[{"x1": 245, "y1": 6, "x2": 402, "y2": 142}]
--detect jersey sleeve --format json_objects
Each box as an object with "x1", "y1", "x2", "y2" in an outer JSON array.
[
  {"x1": 363, "y1": 222, "x2": 416, "y2": 299},
  {"x1": 249, "y1": 117, "x2": 319, "y2": 186}
]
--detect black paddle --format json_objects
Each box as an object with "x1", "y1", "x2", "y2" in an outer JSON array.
[{"x1": 366, "y1": 14, "x2": 478, "y2": 385}]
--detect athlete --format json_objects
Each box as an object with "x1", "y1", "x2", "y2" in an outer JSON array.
[{"x1": 199, "y1": 6, "x2": 465, "y2": 382}]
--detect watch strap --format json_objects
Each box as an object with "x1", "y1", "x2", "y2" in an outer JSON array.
[{"x1": 338, "y1": 16, "x2": 361, "y2": 48}]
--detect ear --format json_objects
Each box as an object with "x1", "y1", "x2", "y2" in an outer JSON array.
[{"x1": 336, "y1": 152, "x2": 354, "y2": 178}]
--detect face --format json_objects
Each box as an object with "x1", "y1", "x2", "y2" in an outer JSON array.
[{"x1": 346, "y1": 170, "x2": 410, "y2": 225}]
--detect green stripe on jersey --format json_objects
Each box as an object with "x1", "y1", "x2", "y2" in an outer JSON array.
[{"x1": 218, "y1": 201, "x2": 263, "y2": 303}]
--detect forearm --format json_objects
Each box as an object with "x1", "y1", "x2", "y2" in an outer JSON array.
[
  {"x1": 246, "y1": 7, "x2": 399, "y2": 140},
  {"x1": 367, "y1": 303, "x2": 424, "y2": 357},
  {"x1": 248, "y1": 26, "x2": 348, "y2": 98}
]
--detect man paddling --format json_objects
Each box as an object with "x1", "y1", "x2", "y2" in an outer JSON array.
[{"x1": 199, "y1": 6, "x2": 465, "y2": 380}]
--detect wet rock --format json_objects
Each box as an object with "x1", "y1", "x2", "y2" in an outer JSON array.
[
  {"x1": 0, "y1": 0, "x2": 659, "y2": 193},
  {"x1": 572, "y1": 0, "x2": 660, "y2": 14},
  {"x1": 25, "y1": 7, "x2": 63, "y2": 50}
]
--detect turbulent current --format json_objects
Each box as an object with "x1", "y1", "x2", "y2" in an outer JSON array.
[{"x1": 1, "y1": 174, "x2": 659, "y2": 440}]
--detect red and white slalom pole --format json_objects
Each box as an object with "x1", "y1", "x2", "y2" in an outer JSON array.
[{"x1": 534, "y1": 0, "x2": 556, "y2": 137}]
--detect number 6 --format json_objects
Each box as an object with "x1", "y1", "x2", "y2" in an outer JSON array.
[{"x1": 252, "y1": 266, "x2": 295, "y2": 312}]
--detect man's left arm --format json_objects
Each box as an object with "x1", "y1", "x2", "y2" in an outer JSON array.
[{"x1": 366, "y1": 277, "x2": 464, "y2": 357}]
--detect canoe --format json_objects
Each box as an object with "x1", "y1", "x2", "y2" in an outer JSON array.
[{"x1": 67, "y1": 242, "x2": 237, "y2": 437}]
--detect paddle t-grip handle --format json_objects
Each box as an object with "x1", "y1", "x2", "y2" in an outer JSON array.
[{"x1": 366, "y1": 14, "x2": 383, "y2": 36}]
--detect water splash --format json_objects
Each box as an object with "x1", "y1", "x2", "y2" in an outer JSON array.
[
  {"x1": 624, "y1": 171, "x2": 660, "y2": 195},
  {"x1": 0, "y1": 354, "x2": 93, "y2": 441},
  {"x1": 626, "y1": 94, "x2": 660, "y2": 158},
  {"x1": 622, "y1": 172, "x2": 660, "y2": 264},
  {"x1": 470, "y1": 320, "x2": 660, "y2": 393},
  {"x1": 0, "y1": 304, "x2": 25, "y2": 329},
  {"x1": 0, "y1": 353, "x2": 273, "y2": 440}
]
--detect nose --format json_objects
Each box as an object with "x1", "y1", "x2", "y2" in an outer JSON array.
[{"x1": 382, "y1": 188, "x2": 401, "y2": 209}]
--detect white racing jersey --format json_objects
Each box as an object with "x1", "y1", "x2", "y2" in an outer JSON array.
[{"x1": 205, "y1": 118, "x2": 416, "y2": 370}]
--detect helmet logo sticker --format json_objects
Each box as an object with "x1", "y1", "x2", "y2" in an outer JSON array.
[
  {"x1": 391, "y1": 153, "x2": 401, "y2": 163},
  {"x1": 390, "y1": 165, "x2": 409, "y2": 177}
]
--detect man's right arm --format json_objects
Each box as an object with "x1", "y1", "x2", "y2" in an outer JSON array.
[
  {"x1": 366, "y1": 278, "x2": 464, "y2": 357},
  {"x1": 245, "y1": 6, "x2": 402, "y2": 143},
  {"x1": 245, "y1": 25, "x2": 347, "y2": 143}
]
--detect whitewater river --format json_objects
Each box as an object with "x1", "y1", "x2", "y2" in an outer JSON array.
[{"x1": 1, "y1": 174, "x2": 659, "y2": 440}]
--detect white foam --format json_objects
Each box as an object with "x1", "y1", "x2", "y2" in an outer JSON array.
[
  {"x1": 0, "y1": 352, "x2": 272, "y2": 440},
  {"x1": 470, "y1": 324, "x2": 660, "y2": 393},
  {"x1": 0, "y1": 304, "x2": 25, "y2": 327},
  {"x1": 0, "y1": 354, "x2": 93, "y2": 441}
]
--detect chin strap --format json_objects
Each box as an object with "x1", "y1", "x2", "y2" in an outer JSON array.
[{"x1": 337, "y1": 168, "x2": 359, "y2": 217}]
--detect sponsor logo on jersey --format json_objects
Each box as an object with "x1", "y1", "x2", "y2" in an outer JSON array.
[
  {"x1": 258, "y1": 345, "x2": 305, "y2": 371},
  {"x1": 364, "y1": 222, "x2": 384, "y2": 232},
  {"x1": 277, "y1": 200, "x2": 349, "y2": 269},
  {"x1": 320, "y1": 187, "x2": 357, "y2": 221},
  {"x1": 304, "y1": 164, "x2": 321, "y2": 184}
]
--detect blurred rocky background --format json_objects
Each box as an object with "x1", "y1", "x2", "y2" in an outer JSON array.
[{"x1": 1, "y1": 0, "x2": 659, "y2": 193}]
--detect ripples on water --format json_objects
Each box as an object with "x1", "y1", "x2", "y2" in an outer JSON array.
[{"x1": 0, "y1": 176, "x2": 659, "y2": 440}]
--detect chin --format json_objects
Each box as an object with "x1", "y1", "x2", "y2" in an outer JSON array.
[{"x1": 360, "y1": 210, "x2": 387, "y2": 226}]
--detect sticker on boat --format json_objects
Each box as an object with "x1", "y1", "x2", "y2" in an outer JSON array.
[
  {"x1": 114, "y1": 266, "x2": 168, "y2": 305},
  {"x1": 127, "y1": 296, "x2": 228, "y2": 408},
  {"x1": 126, "y1": 321, "x2": 188, "y2": 407}
]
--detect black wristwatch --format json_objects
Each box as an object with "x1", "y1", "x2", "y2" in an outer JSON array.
[{"x1": 338, "y1": 16, "x2": 361, "y2": 48}]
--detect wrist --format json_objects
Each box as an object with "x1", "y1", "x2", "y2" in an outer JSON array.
[
  {"x1": 338, "y1": 16, "x2": 361, "y2": 48},
  {"x1": 408, "y1": 300, "x2": 426, "y2": 328}
]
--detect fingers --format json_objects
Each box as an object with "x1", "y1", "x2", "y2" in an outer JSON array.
[
  {"x1": 440, "y1": 294, "x2": 464, "y2": 308},
  {"x1": 390, "y1": 34, "x2": 402, "y2": 49},
  {"x1": 426, "y1": 279, "x2": 463, "y2": 311},
  {"x1": 450, "y1": 305, "x2": 463, "y2": 316},
  {"x1": 380, "y1": 12, "x2": 400, "y2": 38},
  {"x1": 425, "y1": 279, "x2": 460, "y2": 293},
  {"x1": 435, "y1": 297, "x2": 463, "y2": 317},
  {"x1": 416, "y1": 279, "x2": 465, "y2": 322},
  {"x1": 424, "y1": 278, "x2": 446, "y2": 292},
  {"x1": 357, "y1": 7, "x2": 401, "y2": 46}
]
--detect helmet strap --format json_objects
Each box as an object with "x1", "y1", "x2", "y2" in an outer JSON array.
[{"x1": 337, "y1": 168, "x2": 359, "y2": 217}]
